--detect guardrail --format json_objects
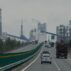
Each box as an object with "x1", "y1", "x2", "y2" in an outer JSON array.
[
  {"x1": 0, "y1": 52, "x2": 36, "y2": 71},
  {"x1": 0, "y1": 43, "x2": 43, "y2": 71}
]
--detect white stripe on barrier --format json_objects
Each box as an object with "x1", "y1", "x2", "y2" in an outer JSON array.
[
  {"x1": 0, "y1": 55, "x2": 33, "y2": 71},
  {"x1": 22, "y1": 48, "x2": 42, "y2": 71},
  {"x1": 0, "y1": 44, "x2": 42, "y2": 71}
]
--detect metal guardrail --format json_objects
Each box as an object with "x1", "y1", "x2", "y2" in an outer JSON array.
[
  {"x1": 0, "y1": 52, "x2": 36, "y2": 71},
  {"x1": 0, "y1": 43, "x2": 43, "y2": 71}
]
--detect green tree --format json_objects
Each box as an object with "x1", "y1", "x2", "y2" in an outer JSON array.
[{"x1": 0, "y1": 39, "x2": 3, "y2": 53}]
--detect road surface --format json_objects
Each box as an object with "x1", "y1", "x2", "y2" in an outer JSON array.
[
  {"x1": 22, "y1": 45, "x2": 71, "y2": 71},
  {"x1": 6, "y1": 44, "x2": 37, "y2": 53}
]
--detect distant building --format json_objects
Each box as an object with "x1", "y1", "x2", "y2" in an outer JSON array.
[
  {"x1": 65, "y1": 26, "x2": 70, "y2": 43},
  {"x1": 38, "y1": 23, "x2": 46, "y2": 32},
  {"x1": 29, "y1": 29, "x2": 38, "y2": 41},
  {"x1": 0, "y1": 8, "x2": 2, "y2": 37},
  {"x1": 38, "y1": 23, "x2": 47, "y2": 42},
  {"x1": 20, "y1": 20, "x2": 23, "y2": 38},
  {"x1": 56, "y1": 25, "x2": 67, "y2": 42},
  {"x1": 29, "y1": 29, "x2": 35, "y2": 41},
  {"x1": 29, "y1": 23, "x2": 47, "y2": 43},
  {"x1": 69, "y1": 20, "x2": 71, "y2": 40},
  {"x1": 56, "y1": 20, "x2": 71, "y2": 43}
]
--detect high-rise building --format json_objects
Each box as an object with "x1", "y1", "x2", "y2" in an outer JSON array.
[
  {"x1": 56, "y1": 25, "x2": 67, "y2": 42},
  {"x1": 38, "y1": 23, "x2": 47, "y2": 42},
  {"x1": 0, "y1": 8, "x2": 2, "y2": 36},
  {"x1": 38, "y1": 23, "x2": 46, "y2": 32},
  {"x1": 69, "y1": 20, "x2": 71, "y2": 40},
  {"x1": 65, "y1": 26, "x2": 70, "y2": 43}
]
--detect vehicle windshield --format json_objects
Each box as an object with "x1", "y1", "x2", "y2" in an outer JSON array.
[{"x1": 42, "y1": 54, "x2": 50, "y2": 57}]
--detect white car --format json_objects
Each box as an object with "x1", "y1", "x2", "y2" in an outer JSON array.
[{"x1": 41, "y1": 51, "x2": 52, "y2": 64}]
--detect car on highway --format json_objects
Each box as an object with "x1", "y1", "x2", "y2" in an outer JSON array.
[
  {"x1": 45, "y1": 44, "x2": 51, "y2": 48},
  {"x1": 41, "y1": 51, "x2": 52, "y2": 64},
  {"x1": 44, "y1": 41, "x2": 51, "y2": 48}
]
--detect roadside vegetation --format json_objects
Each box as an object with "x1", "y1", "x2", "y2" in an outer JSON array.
[{"x1": 0, "y1": 37, "x2": 30, "y2": 53}]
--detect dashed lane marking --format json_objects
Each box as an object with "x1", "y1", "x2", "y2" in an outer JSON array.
[{"x1": 53, "y1": 60, "x2": 61, "y2": 71}]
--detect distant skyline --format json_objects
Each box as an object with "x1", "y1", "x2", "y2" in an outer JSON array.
[{"x1": 0, "y1": 0, "x2": 71, "y2": 37}]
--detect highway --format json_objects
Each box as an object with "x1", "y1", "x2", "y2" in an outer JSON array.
[
  {"x1": 22, "y1": 45, "x2": 71, "y2": 71},
  {"x1": 6, "y1": 44, "x2": 37, "y2": 53}
]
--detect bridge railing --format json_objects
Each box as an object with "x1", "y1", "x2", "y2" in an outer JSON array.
[{"x1": 0, "y1": 43, "x2": 43, "y2": 71}]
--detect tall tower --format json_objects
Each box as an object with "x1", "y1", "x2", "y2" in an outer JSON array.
[
  {"x1": 0, "y1": 8, "x2": 2, "y2": 36},
  {"x1": 20, "y1": 20, "x2": 23, "y2": 37}
]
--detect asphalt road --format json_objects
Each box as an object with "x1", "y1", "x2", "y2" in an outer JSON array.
[
  {"x1": 22, "y1": 45, "x2": 71, "y2": 71},
  {"x1": 6, "y1": 44, "x2": 37, "y2": 53}
]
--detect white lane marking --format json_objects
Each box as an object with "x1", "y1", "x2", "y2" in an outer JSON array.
[
  {"x1": 21, "y1": 50, "x2": 42, "y2": 71},
  {"x1": 53, "y1": 60, "x2": 61, "y2": 71}
]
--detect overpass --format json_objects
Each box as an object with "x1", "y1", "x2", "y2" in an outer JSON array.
[{"x1": 40, "y1": 31, "x2": 57, "y2": 36}]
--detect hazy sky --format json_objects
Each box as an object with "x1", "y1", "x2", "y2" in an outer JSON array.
[{"x1": 0, "y1": 0, "x2": 71, "y2": 37}]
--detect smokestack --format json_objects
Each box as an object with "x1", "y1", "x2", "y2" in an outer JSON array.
[
  {"x1": 0, "y1": 8, "x2": 2, "y2": 36},
  {"x1": 20, "y1": 19, "x2": 23, "y2": 37}
]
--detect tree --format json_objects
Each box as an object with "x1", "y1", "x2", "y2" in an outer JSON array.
[{"x1": 0, "y1": 39, "x2": 3, "y2": 53}]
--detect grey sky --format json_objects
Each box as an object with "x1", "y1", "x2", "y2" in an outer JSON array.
[{"x1": 0, "y1": 0, "x2": 71, "y2": 37}]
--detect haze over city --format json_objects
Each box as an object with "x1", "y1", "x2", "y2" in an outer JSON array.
[
  {"x1": 0, "y1": 0, "x2": 71, "y2": 37},
  {"x1": 1, "y1": 0, "x2": 71, "y2": 71}
]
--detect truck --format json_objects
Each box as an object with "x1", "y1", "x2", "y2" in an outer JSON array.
[{"x1": 56, "y1": 40, "x2": 68, "y2": 59}]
